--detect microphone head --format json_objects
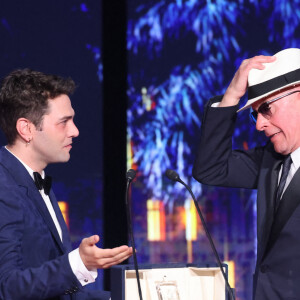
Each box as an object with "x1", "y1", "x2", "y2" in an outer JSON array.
[
  {"x1": 165, "y1": 169, "x2": 180, "y2": 182},
  {"x1": 126, "y1": 169, "x2": 136, "y2": 181}
]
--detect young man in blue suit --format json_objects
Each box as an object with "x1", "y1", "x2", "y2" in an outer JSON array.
[
  {"x1": 193, "y1": 48, "x2": 300, "y2": 299},
  {"x1": 0, "y1": 69, "x2": 133, "y2": 300}
]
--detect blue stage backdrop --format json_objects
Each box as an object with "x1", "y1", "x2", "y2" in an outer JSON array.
[
  {"x1": 0, "y1": 0, "x2": 104, "y2": 290},
  {"x1": 126, "y1": 1, "x2": 300, "y2": 299}
]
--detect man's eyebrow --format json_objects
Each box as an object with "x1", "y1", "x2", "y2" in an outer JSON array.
[{"x1": 58, "y1": 115, "x2": 74, "y2": 121}]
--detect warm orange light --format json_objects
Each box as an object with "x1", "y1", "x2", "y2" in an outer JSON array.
[
  {"x1": 127, "y1": 134, "x2": 133, "y2": 170},
  {"x1": 224, "y1": 260, "x2": 235, "y2": 288},
  {"x1": 127, "y1": 135, "x2": 138, "y2": 171},
  {"x1": 58, "y1": 201, "x2": 69, "y2": 229},
  {"x1": 147, "y1": 199, "x2": 166, "y2": 241},
  {"x1": 141, "y1": 87, "x2": 152, "y2": 111},
  {"x1": 185, "y1": 199, "x2": 197, "y2": 241}
]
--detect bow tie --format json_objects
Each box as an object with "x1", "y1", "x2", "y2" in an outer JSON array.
[{"x1": 33, "y1": 172, "x2": 52, "y2": 196}]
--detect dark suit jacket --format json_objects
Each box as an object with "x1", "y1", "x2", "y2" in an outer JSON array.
[
  {"x1": 0, "y1": 147, "x2": 110, "y2": 300},
  {"x1": 193, "y1": 97, "x2": 300, "y2": 300}
]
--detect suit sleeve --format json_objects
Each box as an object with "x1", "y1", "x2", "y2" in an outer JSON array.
[
  {"x1": 0, "y1": 186, "x2": 82, "y2": 300},
  {"x1": 192, "y1": 96, "x2": 265, "y2": 189}
]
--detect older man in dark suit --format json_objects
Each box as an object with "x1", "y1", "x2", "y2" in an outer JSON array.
[
  {"x1": 0, "y1": 69, "x2": 132, "y2": 300},
  {"x1": 193, "y1": 48, "x2": 300, "y2": 299}
]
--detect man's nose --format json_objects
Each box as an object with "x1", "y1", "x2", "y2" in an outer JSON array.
[
  {"x1": 70, "y1": 121, "x2": 79, "y2": 137},
  {"x1": 255, "y1": 113, "x2": 269, "y2": 131}
]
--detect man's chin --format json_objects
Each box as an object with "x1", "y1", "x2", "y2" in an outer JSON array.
[
  {"x1": 54, "y1": 153, "x2": 71, "y2": 164},
  {"x1": 273, "y1": 143, "x2": 289, "y2": 155}
]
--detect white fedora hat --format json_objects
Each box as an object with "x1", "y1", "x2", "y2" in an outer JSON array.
[{"x1": 238, "y1": 48, "x2": 300, "y2": 112}]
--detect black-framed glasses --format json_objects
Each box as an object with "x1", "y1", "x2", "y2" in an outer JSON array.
[{"x1": 250, "y1": 90, "x2": 300, "y2": 123}]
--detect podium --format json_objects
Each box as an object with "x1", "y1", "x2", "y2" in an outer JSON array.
[{"x1": 110, "y1": 263, "x2": 228, "y2": 300}]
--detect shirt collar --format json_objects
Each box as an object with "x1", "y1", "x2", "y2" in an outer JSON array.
[
  {"x1": 5, "y1": 146, "x2": 45, "y2": 180},
  {"x1": 290, "y1": 146, "x2": 300, "y2": 171}
]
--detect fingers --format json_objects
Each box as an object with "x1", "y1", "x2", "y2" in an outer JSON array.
[
  {"x1": 221, "y1": 55, "x2": 276, "y2": 107},
  {"x1": 100, "y1": 245, "x2": 131, "y2": 257},
  {"x1": 79, "y1": 238, "x2": 133, "y2": 270},
  {"x1": 240, "y1": 55, "x2": 276, "y2": 73},
  {"x1": 96, "y1": 246, "x2": 133, "y2": 269}
]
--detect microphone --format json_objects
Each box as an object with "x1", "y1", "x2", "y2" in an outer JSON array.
[
  {"x1": 125, "y1": 169, "x2": 143, "y2": 300},
  {"x1": 126, "y1": 169, "x2": 136, "y2": 182},
  {"x1": 165, "y1": 169, "x2": 235, "y2": 300},
  {"x1": 165, "y1": 169, "x2": 180, "y2": 182}
]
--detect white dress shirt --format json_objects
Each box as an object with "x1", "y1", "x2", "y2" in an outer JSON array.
[{"x1": 281, "y1": 146, "x2": 300, "y2": 196}]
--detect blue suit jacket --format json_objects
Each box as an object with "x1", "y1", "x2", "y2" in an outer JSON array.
[
  {"x1": 193, "y1": 97, "x2": 300, "y2": 300},
  {"x1": 0, "y1": 147, "x2": 109, "y2": 300}
]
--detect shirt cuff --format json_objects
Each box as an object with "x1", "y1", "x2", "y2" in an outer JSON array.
[
  {"x1": 211, "y1": 102, "x2": 220, "y2": 107},
  {"x1": 68, "y1": 248, "x2": 98, "y2": 286}
]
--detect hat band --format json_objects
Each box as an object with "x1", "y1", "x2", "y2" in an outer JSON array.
[{"x1": 248, "y1": 68, "x2": 300, "y2": 100}]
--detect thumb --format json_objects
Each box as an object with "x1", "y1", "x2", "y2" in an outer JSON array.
[{"x1": 83, "y1": 235, "x2": 100, "y2": 246}]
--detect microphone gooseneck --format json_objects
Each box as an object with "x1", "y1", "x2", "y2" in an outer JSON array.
[
  {"x1": 125, "y1": 169, "x2": 143, "y2": 300},
  {"x1": 165, "y1": 169, "x2": 235, "y2": 300}
]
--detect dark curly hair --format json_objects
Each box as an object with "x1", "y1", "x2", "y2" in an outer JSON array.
[{"x1": 0, "y1": 69, "x2": 76, "y2": 145}]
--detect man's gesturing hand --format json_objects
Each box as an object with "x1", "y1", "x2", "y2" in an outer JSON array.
[
  {"x1": 79, "y1": 235, "x2": 133, "y2": 270},
  {"x1": 221, "y1": 55, "x2": 276, "y2": 107}
]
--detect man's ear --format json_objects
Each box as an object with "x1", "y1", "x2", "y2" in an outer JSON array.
[{"x1": 16, "y1": 118, "x2": 33, "y2": 143}]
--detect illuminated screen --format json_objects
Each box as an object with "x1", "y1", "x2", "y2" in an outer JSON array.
[{"x1": 127, "y1": 1, "x2": 300, "y2": 299}]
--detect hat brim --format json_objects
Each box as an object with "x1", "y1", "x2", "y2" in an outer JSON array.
[{"x1": 237, "y1": 80, "x2": 300, "y2": 112}]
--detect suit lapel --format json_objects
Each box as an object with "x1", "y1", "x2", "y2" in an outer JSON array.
[
  {"x1": 257, "y1": 148, "x2": 282, "y2": 263},
  {"x1": 27, "y1": 187, "x2": 66, "y2": 253},
  {"x1": 265, "y1": 167, "x2": 300, "y2": 254},
  {"x1": 49, "y1": 191, "x2": 72, "y2": 252},
  {"x1": 0, "y1": 147, "x2": 66, "y2": 253}
]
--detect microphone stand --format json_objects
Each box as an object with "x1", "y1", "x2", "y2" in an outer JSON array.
[
  {"x1": 125, "y1": 170, "x2": 143, "y2": 300},
  {"x1": 166, "y1": 169, "x2": 235, "y2": 300}
]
